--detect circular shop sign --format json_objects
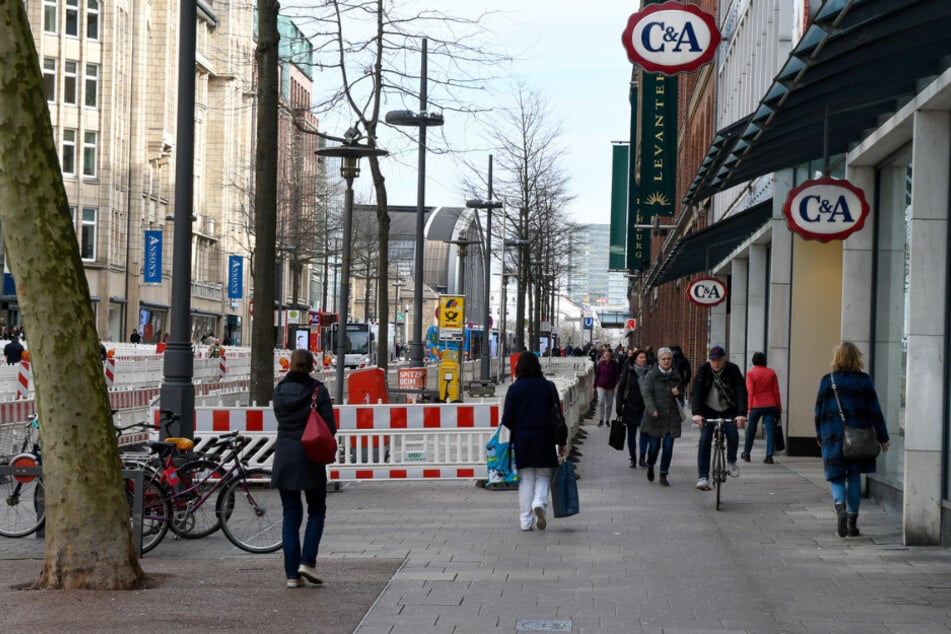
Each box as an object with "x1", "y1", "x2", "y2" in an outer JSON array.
[
  {"x1": 621, "y1": 1, "x2": 722, "y2": 75},
  {"x1": 782, "y1": 177, "x2": 871, "y2": 243},
  {"x1": 687, "y1": 277, "x2": 728, "y2": 307}
]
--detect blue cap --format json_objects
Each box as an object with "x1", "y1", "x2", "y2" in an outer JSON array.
[{"x1": 708, "y1": 346, "x2": 726, "y2": 359}]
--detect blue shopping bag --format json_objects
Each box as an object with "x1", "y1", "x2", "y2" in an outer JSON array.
[
  {"x1": 551, "y1": 460, "x2": 579, "y2": 518},
  {"x1": 485, "y1": 425, "x2": 518, "y2": 485}
]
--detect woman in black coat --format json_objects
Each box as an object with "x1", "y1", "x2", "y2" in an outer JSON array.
[
  {"x1": 501, "y1": 351, "x2": 566, "y2": 531},
  {"x1": 615, "y1": 357, "x2": 646, "y2": 468},
  {"x1": 271, "y1": 349, "x2": 336, "y2": 588}
]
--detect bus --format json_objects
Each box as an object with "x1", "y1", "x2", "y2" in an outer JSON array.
[{"x1": 330, "y1": 322, "x2": 375, "y2": 368}]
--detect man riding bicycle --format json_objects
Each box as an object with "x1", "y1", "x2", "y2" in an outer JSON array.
[{"x1": 691, "y1": 345, "x2": 748, "y2": 491}]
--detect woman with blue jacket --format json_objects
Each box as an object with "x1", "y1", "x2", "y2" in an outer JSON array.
[{"x1": 814, "y1": 342, "x2": 889, "y2": 538}]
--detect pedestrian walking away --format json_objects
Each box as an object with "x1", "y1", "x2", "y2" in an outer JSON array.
[
  {"x1": 594, "y1": 349, "x2": 621, "y2": 427},
  {"x1": 691, "y1": 345, "x2": 748, "y2": 491},
  {"x1": 3, "y1": 334, "x2": 24, "y2": 365},
  {"x1": 271, "y1": 348, "x2": 337, "y2": 588},
  {"x1": 742, "y1": 351, "x2": 782, "y2": 464},
  {"x1": 639, "y1": 347, "x2": 683, "y2": 486},
  {"x1": 501, "y1": 351, "x2": 567, "y2": 531},
  {"x1": 814, "y1": 341, "x2": 889, "y2": 538}
]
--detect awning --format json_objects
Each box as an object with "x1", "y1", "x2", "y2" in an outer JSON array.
[
  {"x1": 649, "y1": 201, "x2": 772, "y2": 287},
  {"x1": 686, "y1": 0, "x2": 951, "y2": 205}
]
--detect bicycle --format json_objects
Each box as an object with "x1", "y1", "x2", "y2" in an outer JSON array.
[
  {"x1": 0, "y1": 416, "x2": 44, "y2": 538},
  {"x1": 134, "y1": 429, "x2": 281, "y2": 554},
  {"x1": 704, "y1": 417, "x2": 734, "y2": 511}
]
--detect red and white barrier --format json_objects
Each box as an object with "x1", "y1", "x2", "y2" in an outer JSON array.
[
  {"x1": 16, "y1": 361, "x2": 30, "y2": 399},
  {"x1": 104, "y1": 357, "x2": 116, "y2": 388},
  {"x1": 328, "y1": 467, "x2": 478, "y2": 481},
  {"x1": 217, "y1": 354, "x2": 227, "y2": 381}
]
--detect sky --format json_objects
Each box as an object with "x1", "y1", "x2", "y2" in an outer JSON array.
[{"x1": 304, "y1": 1, "x2": 641, "y2": 225}]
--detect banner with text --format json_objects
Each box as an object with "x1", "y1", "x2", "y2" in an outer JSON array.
[
  {"x1": 609, "y1": 144, "x2": 629, "y2": 271},
  {"x1": 638, "y1": 72, "x2": 678, "y2": 219},
  {"x1": 627, "y1": 82, "x2": 649, "y2": 271},
  {"x1": 227, "y1": 255, "x2": 243, "y2": 299},
  {"x1": 144, "y1": 230, "x2": 163, "y2": 284}
]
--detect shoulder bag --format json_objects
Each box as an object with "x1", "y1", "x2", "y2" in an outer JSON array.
[
  {"x1": 608, "y1": 417, "x2": 626, "y2": 451},
  {"x1": 551, "y1": 459, "x2": 580, "y2": 518},
  {"x1": 831, "y1": 373, "x2": 880, "y2": 461},
  {"x1": 773, "y1": 413, "x2": 786, "y2": 452},
  {"x1": 550, "y1": 382, "x2": 569, "y2": 446},
  {"x1": 301, "y1": 386, "x2": 337, "y2": 465}
]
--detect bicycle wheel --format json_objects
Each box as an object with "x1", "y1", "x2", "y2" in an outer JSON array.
[
  {"x1": 0, "y1": 472, "x2": 45, "y2": 538},
  {"x1": 168, "y1": 458, "x2": 225, "y2": 539},
  {"x1": 129, "y1": 471, "x2": 171, "y2": 554},
  {"x1": 217, "y1": 468, "x2": 282, "y2": 553},
  {"x1": 711, "y1": 436, "x2": 725, "y2": 511}
]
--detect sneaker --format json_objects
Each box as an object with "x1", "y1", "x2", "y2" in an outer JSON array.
[
  {"x1": 728, "y1": 462, "x2": 740, "y2": 477},
  {"x1": 695, "y1": 478, "x2": 711, "y2": 491},
  {"x1": 533, "y1": 506, "x2": 547, "y2": 531},
  {"x1": 659, "y1": 474, "x2": 669, "y2": 487},
  {"x1": 647, "y1": 464, "x2": 655, "y2": 482},
  {"x1": 298, "y1": 565, "x2": 324, "y2": 585},
  {"x1": 764, "y1": 456, "x2": 774, "y2": 464},
  {"x1": 740, "y1": 453, "x2": 751, "y2": 462},
  {"x1": 286, "y1": 578, "x2": 304, "y2": 589}
]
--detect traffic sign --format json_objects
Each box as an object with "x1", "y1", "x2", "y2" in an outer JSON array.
[{"x1": 583, "y1": 317, "x2": 594, "y2": 330}]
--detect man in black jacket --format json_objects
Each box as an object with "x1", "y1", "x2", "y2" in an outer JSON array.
[{"x1": 691, "y1": 345, "x2": 747, "y2": 491}]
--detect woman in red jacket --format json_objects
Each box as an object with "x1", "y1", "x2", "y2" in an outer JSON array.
[{"x1": 742, "y1": 351, "x2": 782, "y2": 463}]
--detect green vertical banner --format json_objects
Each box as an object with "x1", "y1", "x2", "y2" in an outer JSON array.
[
  {"x1": 627, "y1": 81, "x2": 649, "y2": 271},
  {"x1": 609, "y1": 144, "x2": 629, "y2": 271},
  {"x1": 639, "y1": 72, "x2": 678, "y2": 218}
]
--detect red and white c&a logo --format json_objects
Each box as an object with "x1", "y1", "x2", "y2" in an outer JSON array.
[
  {"x1": 782, "y1": 176, "x2": 870, "y2": 243},
  {"x1": 687, "y1": 277, "x2": 728, "y2": 307}
]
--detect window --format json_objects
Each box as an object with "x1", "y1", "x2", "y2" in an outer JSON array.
[
  {"x1": 62, "y1": 129, "x2": 76, "y2": 175},
  {"x1": 82, "y1": 131, "x2": 97, "y2": 177},
  {"x1": 43, "y1": 0, "x2": 57, "y2": 33},
  {"x1": 65, "y1": 0, "x2": 79, "y2": 36},
  {"x1": 63, "y1": 61, "x2": 78, "y2": 105},
  {"x1": 43, "y1": 58, "x2": 57, "y2": 102},
  {"x1": 80, "y1": 207, "x2": 97, "y2": 260},
  {"x1": 86, "y1": 0, "x2": 99, "y2": 39},
  {"x1": 84, "y1": 63, "x2": 98, "y2": 107}
]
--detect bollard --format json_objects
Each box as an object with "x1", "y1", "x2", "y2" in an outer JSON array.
[
  {"x1": 217, "y1": 354, "x2": 227, "y2": 381},
  {"x1": 16, "y1": 360, "x2": 31, "y2": 399}
]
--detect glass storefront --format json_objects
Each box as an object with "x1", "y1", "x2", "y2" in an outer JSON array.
[{"x1": 872, "y1": 146, "x2": 912, "y2": 487}]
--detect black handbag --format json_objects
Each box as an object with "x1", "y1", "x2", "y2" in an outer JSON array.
[
  {"x1": 608, "y1": 418, "x2": 626, "y2": 451},
  {"x1": 831, "y1": 374, "x2": 880, "y2": 461},
  {"x1": 773, "y1": 414, "x2": 786, "y2": 452}
]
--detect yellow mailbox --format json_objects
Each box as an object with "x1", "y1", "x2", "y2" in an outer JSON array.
[{"x1": 438, "y1": 348, "x2": 462, "y2": 402}]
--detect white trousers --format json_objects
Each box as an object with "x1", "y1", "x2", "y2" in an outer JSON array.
[
  {"x1": 597, "y1": 387, "x2": 615, "y2": 422},
  {"x1": 518, "y1": 467, "x2": 555, "y2": 529}
]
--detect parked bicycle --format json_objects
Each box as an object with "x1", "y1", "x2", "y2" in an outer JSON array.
[
  {"x1": 133, "y1": 428, "x2": 281, "y2": 554},
  {"x1": 0, "y1": 416, "x2": 44, "y2": 538},
  {"x1": 704, "y1": 417, "x2": 735, "y2": 511}
]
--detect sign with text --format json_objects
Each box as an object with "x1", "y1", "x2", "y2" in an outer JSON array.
[
  {"x1": 621, "y1": 1, "x2": 722, "y2": 75},
  {"x1": 638, "y1": 72, "x2": 678, "y2": 219},
  {"x1": 782, "y1": 177, "x2": 871, "y2": 242},
  {"x1": 227, "y1": 255, "x2": 243, "y2": 299},
  {"x1": 144, "y1": 230, "x2": 162, "y2": 284},
  {"x1": 437, "y1": 295, "x2": 465, "y2": 339},
  {"x1": 687, "y1": 277, "x2": 728, "y2": 307}
]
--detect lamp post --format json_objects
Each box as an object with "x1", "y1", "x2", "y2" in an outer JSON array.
[
  {"x1": 466, "y1": 157, "x2": 503, "y2": 383},
  {"x1": 316, "y1": 133, "x2": 387, "y2": 404},
  {"x1": 385, "y1": 38, "x2": 445, "y2": 369},
  {"x1": 391, "y1": 278, "x2": 404, "y2": 358}
]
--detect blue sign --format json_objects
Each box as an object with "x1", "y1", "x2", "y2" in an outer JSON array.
[
  {"x1": 144, "y1": 230, "x2": 162, "y2": 284},
  {"x1": 227, "y1": 255, "x2": 243, "y2": 299},
  {"x1": 583, "y1": 317, "x2": 594, "y2": 330}
]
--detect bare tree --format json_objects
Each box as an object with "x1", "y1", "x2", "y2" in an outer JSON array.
[{"x1": 0, "y1": 1, "x2": 143, "y2": 588}]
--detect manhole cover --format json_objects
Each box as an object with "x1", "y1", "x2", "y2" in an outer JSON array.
[{"x1": 515, "y1": 619, "x2": 572, "y2": 632}]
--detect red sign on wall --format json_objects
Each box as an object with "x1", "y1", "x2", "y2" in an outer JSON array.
[{"x1": 782, "y1": 177, "x2": 871, "y2": 242}]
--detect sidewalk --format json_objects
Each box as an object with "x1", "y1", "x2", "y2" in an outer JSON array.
[{"x1": 2, "y1": 394, "x2": 951, "y2": 632}]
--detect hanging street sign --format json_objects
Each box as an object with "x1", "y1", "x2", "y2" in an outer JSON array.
[
  {"x1": 687, "y1": 277, "x2": 728, "y2": 307},
  {"x1": 625, "y1": 318, "x2": 637, "y2": 330},
  {"x1": 621, "y1": 1, "x2": 722, "y2": 75},
  {"x1": 782, "y1": 177, "x2": 871, "y2": 242}
]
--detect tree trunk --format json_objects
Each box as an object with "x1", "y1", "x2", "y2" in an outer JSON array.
[
  {"x1": 250, "y1": 0, "x2": 280, "y2": 405},
  {"x1": 368, "y1": 156, "x2": 390, "y2": 372},
  {"x1": 0, "y1": 1, "x2": 143, "y2": 589}
]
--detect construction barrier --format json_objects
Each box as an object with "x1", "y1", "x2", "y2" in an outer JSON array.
[
  {"x1": 217, "y1": 354, "x2": 227, "y2": 381},
  {"x1": 16, "y1": 361, "x2": 30, "y2": 400},
  {"x1": 104, "y1": 357, "x2": 116, "y2": 388}
]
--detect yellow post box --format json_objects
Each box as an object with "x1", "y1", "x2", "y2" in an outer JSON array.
[{"x1": 438, "y1": 348, "x2": 462, "y2": 402}]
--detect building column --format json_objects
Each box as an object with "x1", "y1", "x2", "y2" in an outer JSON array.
[
  {"x1": 768, "y1": 170, "x2": 794, "y2": 441},
  {"x1": 728, "y1": 258, "x2": 748, "y2": 367},
  {"x1": 902, "y1": 109, "x2": 949, "y2": 545},
  {"x1": 747, "y1": 243, "x2": 768, "y2": 364}
]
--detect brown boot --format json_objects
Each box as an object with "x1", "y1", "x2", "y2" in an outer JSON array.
[{"x1": 847, "y1": 512, "x2": 860, "y2": 537}]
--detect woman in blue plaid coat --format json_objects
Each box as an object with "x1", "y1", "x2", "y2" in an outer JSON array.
[{"x1": 814, "y1": 342, "x2": 889, "y2": 538}]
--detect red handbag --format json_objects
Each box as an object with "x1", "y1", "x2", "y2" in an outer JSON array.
[{"x1": 301, "y1": 386, "x2": 336, "y2": 464}]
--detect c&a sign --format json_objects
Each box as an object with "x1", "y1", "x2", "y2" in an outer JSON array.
[
  {"x1": 687, "y1": 277, "x2": 727, "y2": 307},
  {"x1": 782, "y1": 177, "x2": 870, "y2": 242},
  {"x1": 621, "y1": 1, "x2": 721, "y2": 75}
]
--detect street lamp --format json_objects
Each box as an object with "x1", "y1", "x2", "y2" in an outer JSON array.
[
  {"x1": 466, "y1": 158, "x2": 503, "y2": 383},
  {"x1": 385, "y1": 37, "x2": 445, "y2": 369},
  {"x1": 315, "y1": 131, "x2": 387, "y2": 404},
  {"x1": 391, "y1": 278, "x2": 405, "y2": 357}
]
